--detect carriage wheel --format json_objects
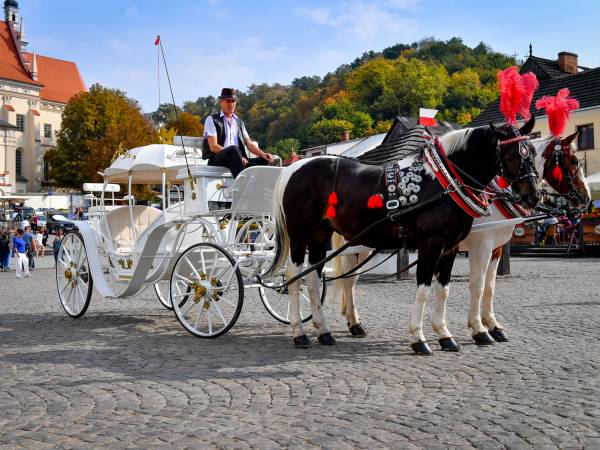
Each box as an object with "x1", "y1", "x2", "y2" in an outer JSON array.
[
  {"x1": 235, "y1": 218, "x2": 276, "y2": 253},
  {"x1": 170, "y1": 242, "x2": 243, "y2": 338},
  {"x1": 56, "y1": 232, "x2": 93, "y2": 318},
  {"x1": 154, "y1": 280, "x2": 173, "y2": 310},
  {"x1": 258, "y1": 272, "x2": 327, "y2": 324}
]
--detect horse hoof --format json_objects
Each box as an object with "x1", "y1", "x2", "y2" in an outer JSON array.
[
  {"x1": 489, "y1": 327, "x2": 509, "y2": 342},
  {"x1": 349, "y1": 322, "x2": 368, "y2": 338},
  {"x1": 293, "y1": 335, "x2": 311, "y2": 349},
  {"x1": 473, "y1": 331, "x2": 495, "y2": 346},
  {"x1": 438, "y1": 337, "x2": 461, "y2": 352},
  {"x1": 318, "y1": 332, "x2": 336, "y2": 345},
  {"x1": 411, "y1": 340, "x2": 433, "y2": 356}
]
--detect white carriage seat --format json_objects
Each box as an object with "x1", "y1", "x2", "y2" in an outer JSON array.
[
  {"x1": 230, "y1": 166, "x2": 284, "y2": 215},
  {"x1": 104, "y1": 205, "x2": 163, "y2": 254}
]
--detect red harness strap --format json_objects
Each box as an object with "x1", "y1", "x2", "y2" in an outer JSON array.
[
  {"x1": 486, "y1": 177, "x2": 529, "y2": 219},
  {"x1": 425, "y1": 138, "x2": 489, "y2": 218}
]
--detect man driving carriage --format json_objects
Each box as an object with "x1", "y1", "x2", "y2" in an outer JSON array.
[{"x1": 202, "y1": 88, "x2": 278, "y2": 178}]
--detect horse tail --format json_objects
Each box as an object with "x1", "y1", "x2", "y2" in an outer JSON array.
[
  {"x1": 265, "y1": 174, "x2": 289, "y2": 277},
  {"x1": 331, "y1": 232, "x2": 349, "y2": 314}
]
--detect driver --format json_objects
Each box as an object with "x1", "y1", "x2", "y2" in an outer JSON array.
[{"x1": 202, "y1": 88, "x2": 277, "y2": 178}]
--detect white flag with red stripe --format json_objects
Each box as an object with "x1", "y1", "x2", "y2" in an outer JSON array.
[{"x1": 419, "y1": 108, "x2": 438, "y2": 126}]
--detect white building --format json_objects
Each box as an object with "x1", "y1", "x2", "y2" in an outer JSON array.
[{"x1": 0, "y1": 0, "x2": 86, "y2": 197}]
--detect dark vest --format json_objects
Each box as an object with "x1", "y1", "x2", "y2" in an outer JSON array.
[{"x1": 202, "y1": 113, "x2": 248, "y2": 159}]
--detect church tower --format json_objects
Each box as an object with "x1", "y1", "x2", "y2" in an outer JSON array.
[{"x1": 4, "y1": 0, "x2": 19, "y2": 25}]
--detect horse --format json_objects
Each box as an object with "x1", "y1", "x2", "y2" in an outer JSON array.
[
  {"x1": 459, "y1": 130, "x2": 591, "y2": 343},
  {"x1": 268, "y1": 117, "x2": 540, "y2": 354},
  {"x1": 332, "y1": 130, "x2": 591, "y2": 349}
]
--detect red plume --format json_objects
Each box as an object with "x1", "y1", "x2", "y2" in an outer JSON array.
[
  {"x1": 518, "y1": 72, "x2": 539, "y2": 120},
  {"x1": 535, "y1": 88, "x2": 579, "y2": 138},
  {"x1": 497, "y1": 67, "x2": 539, "y2": 124}
]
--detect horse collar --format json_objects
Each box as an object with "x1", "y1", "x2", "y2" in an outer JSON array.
[{"x1": 424, "y1": 138, "x2": 491, "y2": 218}]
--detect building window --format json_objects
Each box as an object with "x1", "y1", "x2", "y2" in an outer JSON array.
[
  {"x1": 16, "y1": 114, "x2": 24, "y2": 132},
  {"x1": 44, "y1": 123, "x2": 52, "y2": 138},
  {"x1": 577, "y1": 124, "x2": 595, "y2": 150},
  {"x1": 16, "y1": 148, "x2": 22, "y2": 176}
]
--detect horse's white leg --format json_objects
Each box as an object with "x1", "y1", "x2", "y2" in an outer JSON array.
[
  {"x1": 431, "y1": 282, "x2": 451, "y2": 339},
  {"x1": 409, "y1": 284, "x2": 431, "y2": 344},
  {"x1": 286, "y1": 261, "x2": 309, "y2": 347},
  {"x1": 306, "y1": 269, "x2": 335, "y2": 344},
  {"x1": 466, "y1": 242, "x2": 493, "y2": 341},
  {"x1": 482, "y1": 248, "x2": 509, "y2": 342},
  {"x1": 343, "y1": 252, "x2": 369, "y2": 337}
]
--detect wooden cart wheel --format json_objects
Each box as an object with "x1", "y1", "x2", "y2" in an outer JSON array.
[
  {"x1": 56, "y1": 232, "x2": 93, "y2": 318},
  {"x1": 170, "y1": 242, "x2": 243, "y2": 338}
]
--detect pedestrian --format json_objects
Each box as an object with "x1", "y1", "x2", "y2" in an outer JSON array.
[
  {"x1": 33, "y1": 227, "x2": 44, "y2": 257},
  {"x1": 0, "y1": 229, "x2": 10, "y2": 271},
  {"x1": 13, "y1": 229, "x2": 30, "y2": 278},
  {"x1": 6, "y1": 228, "x2": 15, "y2": 270},
  {"x1": 20, "y1": 216, "x2": 30, "y2": 230},
  {"x1": 32, "y1": 214, "x2": 39, "y2": 232},
  {"x1": 23, "y1": 226, "x2": 35, "y2": 269},
  {"x1": 53, "y1": 230, "x2": 63, "y2": 264},
  {"x1": 41, "y1": 226, "x2": 48, "y2": 247}
]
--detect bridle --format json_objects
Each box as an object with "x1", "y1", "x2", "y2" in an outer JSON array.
[
  {"x1": 546, "y1": 139, "x2": 588, "y2": 207},
  {"x1": 497, "y1": 127, "x2": 538, "y2": 188}
]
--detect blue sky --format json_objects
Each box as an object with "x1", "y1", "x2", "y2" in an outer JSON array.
[{"x1": 18, "y1": 0, "x2": 600, "y2": 112}]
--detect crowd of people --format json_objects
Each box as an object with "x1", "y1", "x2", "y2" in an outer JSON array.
[{"x1": 0, "y1": 224, "x2": 63, "y2": 278}]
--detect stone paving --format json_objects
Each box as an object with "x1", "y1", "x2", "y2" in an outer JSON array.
[{"x1": 0, "y1": 254, "x2": 599, "y2": 449}]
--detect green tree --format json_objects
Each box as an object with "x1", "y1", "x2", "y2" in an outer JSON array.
[
  {"x1": 183, "y1": 96, "x2": 217, "y2": 119},
  {"x1": 166, "y1": 111, "x2": 204, "y2": 136},
  {"x1": 308, "y1": 119, "x2": 353, "y2": 145},
  {"x1": 151, "y1": 102, "x2": 181, "y2": 125},
  {"x1": 45, "y1": 84, "x2": 157, "y2": 188},
  {"x1": 267, "y1": 138, "x2": 300, "y2": 159}
]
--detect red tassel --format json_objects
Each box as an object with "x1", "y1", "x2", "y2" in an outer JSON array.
[
  {"x1": 497, "y1": 177, "x2": 510, "y2": 189},
  {"x1": 326, "y1": 205, "x2": 336, "y2": 218},
  {"x1": 552, "y1": 165, "x2": 563, "y2": 183},
  {"x1": 328, "y1": 191, "x2": 338, "y2": 205},
  {"x1": 367, "y1": 194, "x2": 384, "y2": 209}
]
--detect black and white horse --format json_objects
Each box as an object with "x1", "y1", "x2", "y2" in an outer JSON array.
[{"x1": 268, "y1": 118, "x2": 540, "y2": 354}]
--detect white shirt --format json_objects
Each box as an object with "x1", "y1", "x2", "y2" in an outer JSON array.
[
  {"x1": 34, "y1": 233, "x2": 43, "y2": 246},
  {"x1": 20, "y1": 219, "x2": 30, "y2": 229},
  {"x1": 204, "y1": 111, "x2": 250, "y2": 148}
]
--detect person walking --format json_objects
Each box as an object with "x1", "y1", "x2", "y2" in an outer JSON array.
[
  {"x1": 33, "y1": 227, "x2": 44, "y2": 257},
  {"x1": 13, "y1": 229, "x2": 30, "y2": 278},
  {"x1": 6, "y1": 228, "x2": 15, "y2": 270},
  {"x1": 53, "y1": 230, "x2": 63, "y2": 264},
  {"x1": 23, "y1": 226, "x2": 35, "y2": 270},
  {"x1": 0, "y1": 230, "x2": 10, "y2": 271},
  {"x1": 41, "y1": 226, "x2": 48, "y2": 248}
]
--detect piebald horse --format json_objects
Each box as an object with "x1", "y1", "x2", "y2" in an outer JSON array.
[
  {"x1": 333, "y1": 131, "x2": 590, "y2": 349},
  {"x1": 269, "y1": 118, "x2": 540, "y2": 354}
]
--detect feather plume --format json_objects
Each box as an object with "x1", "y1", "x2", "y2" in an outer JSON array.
[
  {"x1": 518, "y1": 72, "x2": 539, "y2": 120},
  {"x1": 497, "y1": 67, "x2": 539, "y2": 124},
  {"x1": 535, "y1": 88, "x2": 580, "y2": 138}
]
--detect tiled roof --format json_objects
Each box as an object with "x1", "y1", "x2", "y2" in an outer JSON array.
[
  {"x1": 0, "y1": 20, "x2": 40, "y2": 85},
  {"x1": 23, "y1": 52, "x2": 87, "y2": 103},
  {"x1": 469, "y1": 64, "x2": 600, "y2": 127},
  {"x1": 1, "y1": 20, "x2": 86, "y2": 104}
]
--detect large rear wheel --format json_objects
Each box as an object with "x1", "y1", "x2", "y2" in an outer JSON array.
[
  {"x1": 154, "y1": 280, "x2": 173, "y2": 310},
  {"x1": 56, "y1": 232, "x2": 93, "y2": 318},
  {"x1": 170, "y1": 242, "x2": 243, "y2": 338}
]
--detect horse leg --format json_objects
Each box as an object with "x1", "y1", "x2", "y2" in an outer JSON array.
[
  {"x1": 409, "y1": 246, "x2": 442, "y2": 355},
  {"x1": 307, "y1": 238, "x2": 335, "y2": 345},
  {"x1": 467, "y1": 242, "x2": 496, "y2": 346},
  {"x1": 286, "y1": 260, "x2": 311, "y2": 348},
  {"x1": 343, "y1": 252, "x2": 369, "y2": 337},
  {"x1": 482, "y1": 247, "x2": 509, "y2": 342},
  {"x1": 431, "y1": 249, "x2": 461, "y2": 352}
]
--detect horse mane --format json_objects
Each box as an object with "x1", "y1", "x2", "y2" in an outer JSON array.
[{"x1": 439, "y1": 128, "x2": 474, "y2": 156}]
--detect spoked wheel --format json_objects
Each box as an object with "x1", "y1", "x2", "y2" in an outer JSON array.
[
  {"x1": 258, "y1": 272, "x2": 327, "y2": 324},
  {"x1": 170, "y1": 242, "x2": 243, "y2": 338},
  {"x1": 56, "y1": 232, "x2": 93, "y2": 318},
  {"x1": 235, "y1": 218, "x2": 276, "y2": 253},
  {"x1": 154, "y1": 279, "x2": 173, "y2": 310}
]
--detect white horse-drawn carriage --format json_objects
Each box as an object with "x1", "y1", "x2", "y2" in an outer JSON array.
[{"x1": 55, "y1": 144, "x2": 323, "y2": 338}]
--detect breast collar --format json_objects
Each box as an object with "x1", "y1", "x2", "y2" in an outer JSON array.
[
  {"x1": 423, "y1": 135, "x2": 491, "y2": 218},
  {"x1": 485, "y1": 177, "x2": 530, "y2": 219}
]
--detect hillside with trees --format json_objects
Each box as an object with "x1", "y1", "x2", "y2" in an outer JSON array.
[{"x1": 153, "y1": 37, "x2": 514, "y2": 157}]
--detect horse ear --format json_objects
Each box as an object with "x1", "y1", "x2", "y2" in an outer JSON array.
[
  {"x1": 562, "y1": 129, "x2": 579, "y2": 147},
  {"x1": 519, "y1": 115, "x2": 535, "y2": 136}
]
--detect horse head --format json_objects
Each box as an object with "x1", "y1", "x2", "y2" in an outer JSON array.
[
  {"x1": 490, "y1": 115, "x2": 540, "y2": 209},
  {"x1": 541, "y1": 130, "x2": 591, "y2": 210}
]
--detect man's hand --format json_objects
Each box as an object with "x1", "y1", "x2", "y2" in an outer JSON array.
[
  {"x1": 262, "y1": 152, "x2": 274, "y2": 163},
  {"x1": 242, "y1": 157, "x2": 249, "y2": 167}
]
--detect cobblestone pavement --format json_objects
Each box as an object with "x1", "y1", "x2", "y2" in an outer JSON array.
[{"x1": 1, "y1": 254, "x2": 599, "y2": 449}]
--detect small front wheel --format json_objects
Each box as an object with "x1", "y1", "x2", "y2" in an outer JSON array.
[
  {"x1": 56, "y1": 232, "x2": 93, "y2": 318},
  {"x1": 170, "y1": 242, "x2": 243, "y2": 338}
]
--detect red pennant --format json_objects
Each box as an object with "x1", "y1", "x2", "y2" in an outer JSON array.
[
  {"x1": 154, "y1": 35, "x2": 161, "y2": 46},
  {"x1": 497, "y1": 177, "x2": 510, "y2": 189},
  {"x1": 367, "y1": 194, "x2": 384, "y2": 209}
]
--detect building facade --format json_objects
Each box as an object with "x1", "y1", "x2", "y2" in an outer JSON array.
[
  {"x1": 0, "y1": 0, "x2": 86, "y2": 195},
  {"x1": 470, "y1": 51, "x2": 600, "y2": 176}
]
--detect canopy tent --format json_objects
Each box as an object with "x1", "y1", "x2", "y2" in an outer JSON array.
[
  {"x1": 586, "y1": 171, "x2": 600, "y2": 200},
  {"x1": 104, "y1": 144, "x2": 205, "y2": 184}
]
